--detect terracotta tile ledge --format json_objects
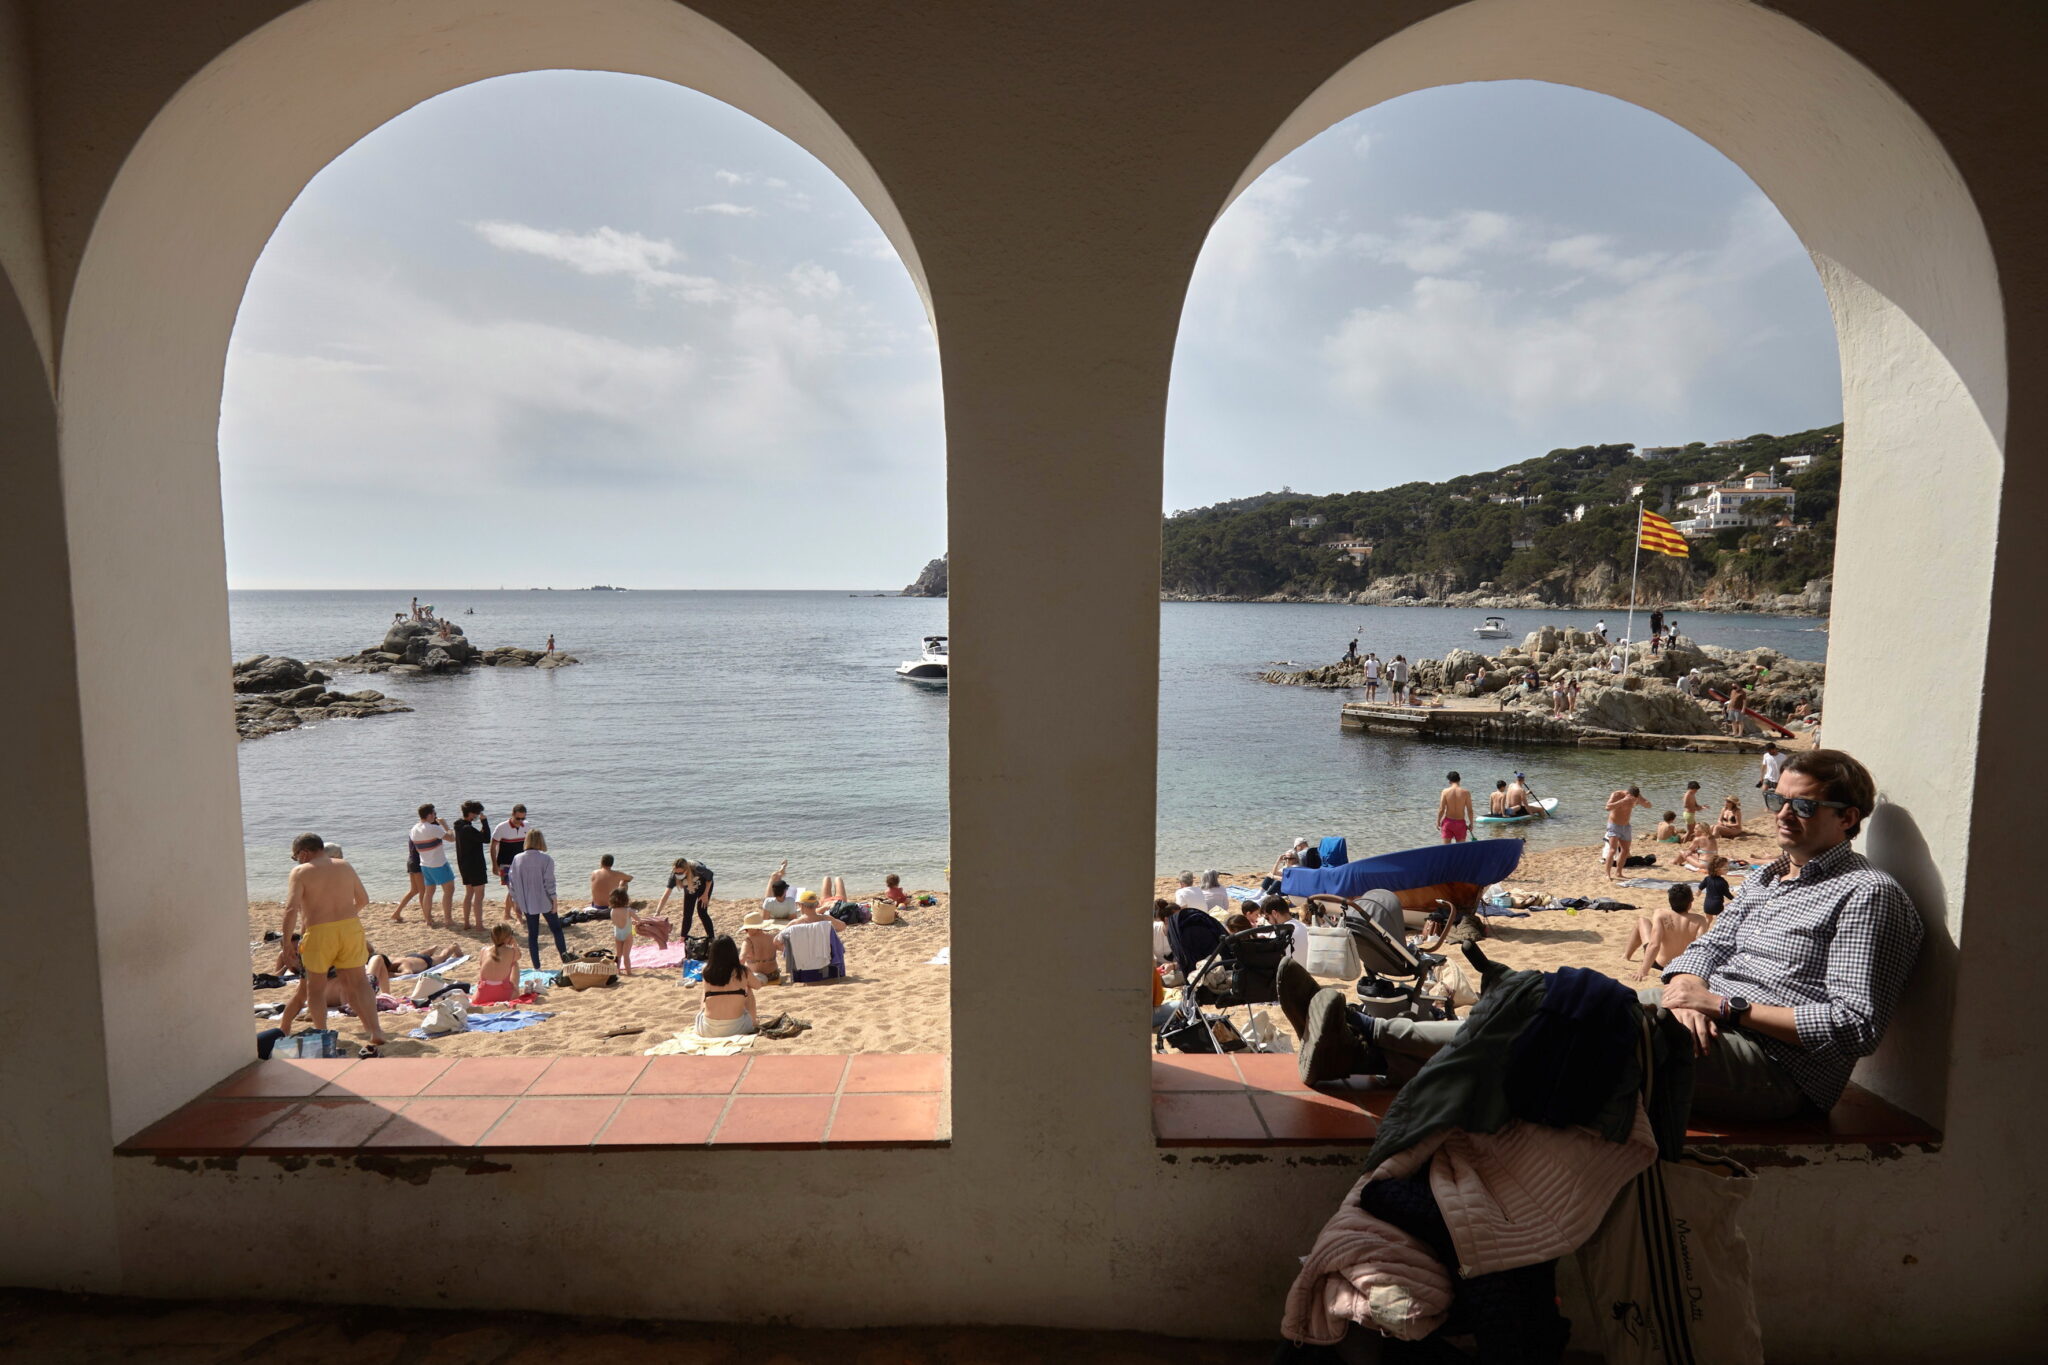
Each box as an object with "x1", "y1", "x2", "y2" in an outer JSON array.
[
  {"x1": 1149, "y1": 1055, "x2": 1940, "y2": 1150},
  {"x1": 118, "y1": 1053, "x2": 949, "y2": 1156}
]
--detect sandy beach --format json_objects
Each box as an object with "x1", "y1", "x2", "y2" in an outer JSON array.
[
  {"x1": 249, "y1": 827, "x2": 1775, "y2": 1062},
  {"x1": 249, "y1": 886, "x2": 952, "y2": 1059}
]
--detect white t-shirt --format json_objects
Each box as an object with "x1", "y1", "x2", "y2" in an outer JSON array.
[
  {"x1": 1390, "y1": 659, "x2": 1409, "y2": 682},
  {"x1": 1762, "y1": 750, "x2": 1788, "y2": 782},
  {"x1": 1174, "y1": 886, "x2": 1228, "y2": 912},
  {"x1": 1363, "y1": 659, "x2": 1381, "y2": 680},
  {"x1": 409, "y1": 820, "x2": 450, "y2": 869},
  {"x1": 762, "y1": 894, "x2": 800, "y2": 921},
  {"x1": 1281, "y1": 919, "x2": 1309, "y2": 962}
]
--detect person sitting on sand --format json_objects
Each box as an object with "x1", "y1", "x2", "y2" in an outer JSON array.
[
  {"x1": 606, "y1": 886, "x2": 639, "y2": 976},
  {"x1": 365, "y1": 942, "x2": 463, "y2": 995},
  {"x1": 1715, "y1": 796, "x2": 1745, "y2": 839},
  {"x1": 695, "y1": 935, "x2": 765, "y2": 1037},
  {"x1": 761, "y1": 860, "x2": 801, "y2": 921},
  {"x1": 881, "y1": 873, "x2": 911, "y2": 906},
  {"x1": 1655, "y1": 812, "x2": 1682, "y2": 843},
  {"x1": 739, "y1": 909, "x2": 784, "y2": 983},
  {"x1": 1678, "y1": 827, "x2": 1721, "y2": 872},
  {"x1": 775, "y1": 891, "x2": 845, "y2": 983},
  {"x1": 589, "y1": 853, "x2": 633, "y2": 913},
  {"x1": 1624, "y1": 884, "x2": 1711, "y2": 981},
  {"x1": 1261, "y1": 896, "x2": 1308, "y2": 963},
  {"x1": 472, "y1": 924, "x2": 523, "y2": 1006},
  {"x1": 1175, "y1": 870, "x2": 1229, "y2": 912},
  {"x1": 1262, "y1": 850, "x2": 1299, "y2": 896}
]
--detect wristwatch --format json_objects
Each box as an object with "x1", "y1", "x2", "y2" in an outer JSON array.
[{"x1": 1720, "y1": 995, "x2": 1752, "y2": 1024}]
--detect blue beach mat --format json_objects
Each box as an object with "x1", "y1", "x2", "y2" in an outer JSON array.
[{"x1": 409, "y1": 1009, "x2": 554, "y2": 1038}]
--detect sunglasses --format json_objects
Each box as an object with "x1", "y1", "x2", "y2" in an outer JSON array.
[{"x1": 1763, "y1": 790, "x2": 1854, "y2": 819}]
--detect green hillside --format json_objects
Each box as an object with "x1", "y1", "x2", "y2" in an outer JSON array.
[{"x1": 1161, "y1": 425, "x2": 1842, "y2": 602}]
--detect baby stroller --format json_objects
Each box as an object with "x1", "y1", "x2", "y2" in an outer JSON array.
[
  {"x1": 1303, "y1": 889, "x2": 1470, "y2": 1024},
  {"x1": 1156, "y1": 924, "x2": 1294, "y2": 1054}
]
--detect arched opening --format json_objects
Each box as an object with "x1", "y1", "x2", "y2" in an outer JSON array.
[
  {"x1": 218, "y1": 67, "x2": 946, "y2": 1070},
  {"x1": 58, "y1": 0, "x2": 938, "y2": 1140},
  {"x1": 1157, "y1": 77, "x2": 1845, "y2": 1062}
]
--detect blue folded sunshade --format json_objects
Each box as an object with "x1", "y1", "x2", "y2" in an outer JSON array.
[{"x1": 1281, "y1": 839, "x2": 1524, "y2": 899}]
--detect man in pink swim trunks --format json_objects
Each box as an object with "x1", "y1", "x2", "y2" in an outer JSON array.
[{"x1": 1436, "y1": 771, "x2": 1473, "y2": 843}]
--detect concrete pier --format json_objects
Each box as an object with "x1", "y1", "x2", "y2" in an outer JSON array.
[{"x1": 1339, "y1": 700, "x2": 1787, "y2": 752}]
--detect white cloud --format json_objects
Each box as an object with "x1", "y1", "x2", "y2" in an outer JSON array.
[
  {"x1": 692, "y1": 202, "x2": 762, "y2": 217},
  {"x1": 474, "y1": 221, "x2": 727, "y2": 301},
  {"x1": 786, "y1": 262, "x2": 845, "y2": 299},
  {"x1": 1353, "y1": 130, "x2": 1373, "y2": 157}
]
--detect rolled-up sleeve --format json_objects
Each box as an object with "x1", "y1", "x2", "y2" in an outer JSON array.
[{"x1": 1794, "y1": 881, "x2": 1923, "y2": 1060}]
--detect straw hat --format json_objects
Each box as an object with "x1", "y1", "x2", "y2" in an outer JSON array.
[{"x1": 742, "y1": 908, "x2": 766, "y2": 928}]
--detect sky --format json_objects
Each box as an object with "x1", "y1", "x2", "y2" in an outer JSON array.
[{"x1": 219, "y1": 73, "x2": 1839, "y2": 589}]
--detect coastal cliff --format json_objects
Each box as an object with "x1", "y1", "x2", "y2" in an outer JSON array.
[{"x1": 902, "y1": 554, "x2": 948, "y2": 597}]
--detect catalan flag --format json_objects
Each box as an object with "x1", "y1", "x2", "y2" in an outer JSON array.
[{"x1": 1638, "y1": 507, "x2": 1690, "y2": 558}]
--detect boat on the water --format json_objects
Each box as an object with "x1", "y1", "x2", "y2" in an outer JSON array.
[
  {"x1": 1475, "y1": 796, "x2": 1559, "y2": 825},
  {"x1": 1472, "y1": 615, "x2": 1511, "y2": 638},
  {"x1": 895, "y1": 635, "x2": 948, "y2": 685}
]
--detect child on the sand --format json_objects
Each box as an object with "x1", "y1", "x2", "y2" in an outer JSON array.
[
  {"x1": 472, "y1": 924, "x2": 522, "y2": 1005},
  {"x1": 608, "y1": 886, "x2": 637, "y2": 975},
  {"x1": 882, "y1": 873, "x2": 911, "y2": 906},
  {"x1": 1655, "y1": 812, "x2": 1682, "y2": 842}
]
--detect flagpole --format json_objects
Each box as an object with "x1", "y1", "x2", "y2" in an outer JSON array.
[{"x1": 1626, "y1": 501, "x2": 1642, "y2": 654}]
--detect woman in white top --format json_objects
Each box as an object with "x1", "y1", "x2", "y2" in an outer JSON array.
[{"x1": 1173, "y1": 869, "x2": 1229, "y2": 913}]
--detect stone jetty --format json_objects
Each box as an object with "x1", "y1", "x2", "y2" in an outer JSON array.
[{"x1": 1262, "y1": 626, "x2": 1823, "y2": 750}]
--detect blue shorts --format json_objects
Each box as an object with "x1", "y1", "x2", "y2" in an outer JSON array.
[{"x1": 421, "y1": 863, "x2": 455, "y2": 887}]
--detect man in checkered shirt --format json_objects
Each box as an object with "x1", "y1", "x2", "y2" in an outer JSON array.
[{"x1": 1657, "y1": 748, "x2": 1923, "y2": 1120}]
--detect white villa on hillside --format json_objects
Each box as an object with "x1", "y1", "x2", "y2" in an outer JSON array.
[
  {"x1": 1287, "y1": 512, "x2": 1324, "y2": 528},
  {"x1": 1674, "y1": 477, "x2": 1798, "y2": 534}
]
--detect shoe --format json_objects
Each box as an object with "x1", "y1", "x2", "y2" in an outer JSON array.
[
  {"x1": 1277, "y1": 957, "x2": 1319, "y2": 1037},
  {"x1": 1299, "y1": 989, "x2": 1371, "y2": 1086}
]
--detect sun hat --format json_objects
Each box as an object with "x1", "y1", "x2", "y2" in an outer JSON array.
[{"x1": 742, "y1": 909, "x2": 766, "y2": 928}]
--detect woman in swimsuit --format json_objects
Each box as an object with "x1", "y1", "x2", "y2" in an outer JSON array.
[
  {"x1": 694, "y1": 934, "x2": 764, "y2": 1038},
  {"x1": 366, "y1": 943, "x2": 461, "y2": 995},
  {"x1": 1714, "y1": 795, "x2": 1744, "y2": 839},
  {"x1": 472, "y1": 924, "x2": 523, "y2": 1006}
]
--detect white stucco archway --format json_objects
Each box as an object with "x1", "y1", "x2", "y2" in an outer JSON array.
[
  {"x1": 1189, "y1": 0, "x2": 2003, "y2": 1126},
  {"x1": 59, "y1": 0, "x2": 933, "y2": 1139}
]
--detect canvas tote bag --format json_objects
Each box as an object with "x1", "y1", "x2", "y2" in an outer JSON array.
[
  {"x1": 1303, "y1": 924, "x2": 1362, "y2": 980},
  {"x1": 1576, "y1": 1018, "x2": 1765, "y2": 1365}
]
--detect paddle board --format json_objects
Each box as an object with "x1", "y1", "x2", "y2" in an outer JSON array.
[{"x1": 1475, "y1": 796, "x2": 1559, "y2": 825}]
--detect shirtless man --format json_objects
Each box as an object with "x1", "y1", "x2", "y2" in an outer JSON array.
[
  {"x1": 1436, "y1": 772, "x2": 1474, "y2": 844},
  {"x1": 1603, "y1": 784, "x2": 1655, "y2": 880},
  {"x1": 1504, "y1": 773, "x2": 1532, "y2": 818},
  {"x1": 280, "y1": 832, "x2": 386, "y2": 1050},
  {"x1": 589, "y1": 853, "x2": 634, "y2": 911}
]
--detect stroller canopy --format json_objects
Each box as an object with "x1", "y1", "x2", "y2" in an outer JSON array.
[{"x1": 1280, "y1": 839, "x2": 1524, "y2": 900}]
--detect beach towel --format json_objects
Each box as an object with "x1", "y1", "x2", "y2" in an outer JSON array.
[
  {"x1": 1618, "y1": 878, "x2": 1689, "y2": 891},
  {"x1": 924, "y1": 946, "x2": 950, "y2": 965},
  {"x1": 629, "y1": 939, "x2": 692, "y2": 969},
  {"x1": 390, "y1": 954, "x2": 470, "y2": 982},
  {"x1": 1226, "y1": 885, "x2": 1261, "y2": 903},
  {"x1": 782, "y1": 920, "x2": 835, "y2": 973},
  {"x1": 518, "y1": 968, "x2": 559, "y2": 990},
  {"x1": 1475, "y1": 905, "x2": 1531, "y2": 918},
  {"x1": 409, "y1": 1009, "x2": 554, "y2": 1038},
  {"x1": 644, "y1": 1029, "x2": 757, "y2": 1057}
]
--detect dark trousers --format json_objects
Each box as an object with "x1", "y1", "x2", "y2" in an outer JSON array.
[
  {"x1": 525, "y1": 911, "x2": 568, "y2": 966},
  {"x1": 681, "y1": 883, "x2": 715, "y2": 938}
]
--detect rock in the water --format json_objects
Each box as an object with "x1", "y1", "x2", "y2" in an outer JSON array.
[
  {"x1": 347, "y1": 689, "x2": 385, "y2": 702},
  {"x1": 1442, "y1": 648, "x2": 1487, "y2": 682},
  {"x1": 232, "y1": 655, "x2": 309, "y2": 693}
]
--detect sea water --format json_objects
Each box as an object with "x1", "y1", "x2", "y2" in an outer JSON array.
[{"x1": 230, "y1": 591, "x2": 1826, "y2": 898}]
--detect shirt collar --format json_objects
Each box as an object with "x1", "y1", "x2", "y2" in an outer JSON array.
[{"x1": 1758, "y1": 837, "x2": 1858, "y2": 886}]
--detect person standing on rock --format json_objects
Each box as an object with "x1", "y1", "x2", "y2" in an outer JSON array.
[
  {"x1": 409, "y1": 802, "x2": 457, "y2": 927},
  {"x1": 453, "y1": 800, "x2": 491, "y2": 930},
  {"x1": 1436, "y1": 772, "x2": 1474, "y2": 844},
  {"x1": 493, "y1": 804, "x2": 530, "y2": 917},
  {"x1": 1390, "y1": 654, "x2": 1410, "y2": 705},
  {"x1": 1345, "y1": 638, "x2": 1358, "y2": 663},
  {"x1": 1604, "y1": 784, "x2": 1655, "y2": 880},
  {"x1": 1595, "y1": 618, "x2": 1609, "y2": 644},
  {"x1": 545, "y1": 634, "x2": 555, "y2": 653},
  {"x1": 1362, "y1": 653, "x2": 1382, "y2": 702}
]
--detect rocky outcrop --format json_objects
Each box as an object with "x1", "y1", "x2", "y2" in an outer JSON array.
[
  {"x1": 314, "y1": 620, "x2": 578, "y2": 676},
  {"x1": 902, "y1": 555, "x2": 948, "y2": 597},
  {"x1": 1165, "y1": 574, "x2": 1832, "y2": 614},
  {"x1": 231, "y1": 657, "x2": 411, "y2": 740},
  {"x1": 1260, "y1": 625, "x2": 1824, "y2": 741}
]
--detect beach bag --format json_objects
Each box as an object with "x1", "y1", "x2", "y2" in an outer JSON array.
[
  {"x1": 684, "y1": 935, "x2": 713, "y2": 962},
  {"x1": 1578, "y1": 1016, "x2": 1764, "y2": 1365},
  {"x1": 409, "y1": 971, "x2": 451, "y2": 1004},
  {"x1": 1482, "y1": 882, "x2": 1514, "y2": 908},
  {"x1": 420, "y1": 994, "x2": 468, "y2": 1037},
  {"x1": 566, "y1": 960, "x2": 618, "y2": 991},
  {"x1": 872, "y1": 901, "x2": 899, "y2": 925},
  {"x1": 1303, "y1": 924, "x2": 1362, "y2": 980}
]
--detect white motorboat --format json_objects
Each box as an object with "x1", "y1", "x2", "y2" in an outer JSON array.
[
  {"x1": 1472, "y1": 616, "x2": 1511, "y2": 638},
  {"x1": 896, "y1": 634, "x2": 949, "y2": 684}
]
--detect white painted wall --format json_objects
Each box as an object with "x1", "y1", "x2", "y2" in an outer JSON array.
[{"x1": 3, "y1": 0, "x2": 2043, "y2": 1357}]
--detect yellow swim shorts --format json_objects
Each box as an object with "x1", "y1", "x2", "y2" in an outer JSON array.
[{"x1": 299, "y1": 917, "x2": 369, "y2": 973}]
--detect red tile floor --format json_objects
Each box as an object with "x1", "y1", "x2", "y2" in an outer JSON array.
[
  {"x1": 119, "y1": 1053, "x2": 949, "y2": 1155},
  {"x1": 1149, "y1": 1053, "x2": 1939, "y2": 1149}
]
